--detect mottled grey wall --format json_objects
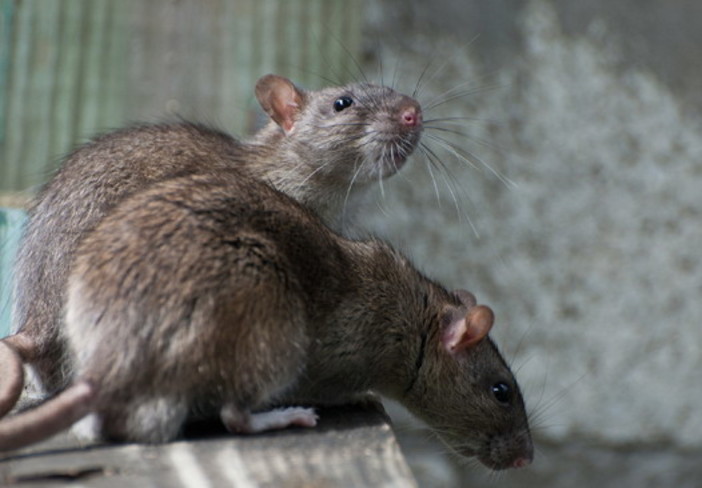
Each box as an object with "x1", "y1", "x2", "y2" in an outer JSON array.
[{"x1": 361, "y1": 1, "x2": 702, "y2": 486}]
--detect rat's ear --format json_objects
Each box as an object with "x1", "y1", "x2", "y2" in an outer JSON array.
[
  {"x1": 255, "y1": 74, "x2": 306, "y2": 135},
  {"x1": 441, "y1": 305, "x2": 494, "y2": 354}
]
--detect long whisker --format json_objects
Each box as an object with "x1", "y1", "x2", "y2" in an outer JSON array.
[
  {"x1": 391, "y1": 55, "x2": 401, "y2": 91},
  {"x1": 426, "y1": 150, "x2": 462, "y2": 220},
  {"x1": 418, "y1": 146, "x2": 444, "y2": 208},
  {"x1": 530, "y1": 372, "x2": 587, "y2": 424},
  {"x1": 341, "y1": 156, "x2": 369, "y2": 227},
  {"x1": 423, "y1": 82, "x2": 503, "y2": 112},
  {"x1": 320, "y1": 26, "x2": 368, "y2": 84},
  {"x1": 295, "y1": 158, "x2": 336, "y2": 188},
  {"x1": 425, "y1": 85, "x2": 492, "y2": 107},
  {"x1": 419, "y1": 142, "x2": 479, "y2": 238},
  {"x1": 422, "y1": 116, "x2": 495, "y2": 126},
  {"x1": 424, "y1": 133, "x2": 480, "y2": 172},
  {"x1": 425, "y1": 125, "x2": 505, "y2": 154},
  {"x1": 412, "y1": 56, "x2": 435, "y2": 99},
  {"x1": 425, "y1": 133, "x2": 516, "y2": 189}
]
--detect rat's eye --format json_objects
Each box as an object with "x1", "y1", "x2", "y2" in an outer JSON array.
[
  {"x1": 334, "y1": 96, "x2": 354, "y2": 112},
  {"x1": 491, "y1": 382, "x2": 511, "y2": 404}
]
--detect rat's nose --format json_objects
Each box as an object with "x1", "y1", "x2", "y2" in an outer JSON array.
[
  {"x1": 512, "y1": 456, "x2": 532, "y2": 469},
  {"x1": 399, "y1": 105, "x2": 422, "y2": 128}
]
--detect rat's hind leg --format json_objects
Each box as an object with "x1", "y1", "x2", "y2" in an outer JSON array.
[
  {"x1": 101, "y1": 395, "x2": 189, "y2": 443},
  {"x1": 220, "y1": 403, "x2": 318, "y2": 434}
]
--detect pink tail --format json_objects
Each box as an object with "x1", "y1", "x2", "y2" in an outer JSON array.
[{"x1": 0, "y1": 381, "x2": 95, "y2": 451}]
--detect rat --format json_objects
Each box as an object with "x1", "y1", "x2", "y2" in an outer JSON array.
[
  {"x1": 0, "y1": 170, "x2": 532, "y2": 470},
  {"x1": 0, "y1": 73, "x2": 423, "y2": 412}
]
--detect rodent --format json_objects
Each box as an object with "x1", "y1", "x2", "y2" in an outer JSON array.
[
  {"x1": 1, "y1": 73, "x2": 423, "y2": 408},
  {"x1": 0, "y1": 170, "x2": 532, "y2": 470}
]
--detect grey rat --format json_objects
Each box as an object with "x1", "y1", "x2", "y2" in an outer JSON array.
[
  {"x1": 0, "y1": 74, "x2": 423, "y2": 411},
  {"x1": 0, "y1": 170, "x2": 532, "y2": 470}
]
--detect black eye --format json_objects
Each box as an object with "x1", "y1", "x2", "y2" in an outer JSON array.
[
  {"x1": 334, "y1": 96, "x2": 354, "y2": 112},
  {"x1": 492, "y1": 382, "x2": 511, "y2": 404}
]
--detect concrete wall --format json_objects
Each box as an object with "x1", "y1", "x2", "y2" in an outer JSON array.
[{"x1": 361, "y1": 1, "x2": 702, "y2": 486}]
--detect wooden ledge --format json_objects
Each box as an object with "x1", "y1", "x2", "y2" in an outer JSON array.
[{"x1": 0, "y1": 401, "x2": 417, "y2": 487}]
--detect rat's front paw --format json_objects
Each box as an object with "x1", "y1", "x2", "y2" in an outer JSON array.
[{"x1": 221, "y1": 405, "x2": 318, "y2": 434}]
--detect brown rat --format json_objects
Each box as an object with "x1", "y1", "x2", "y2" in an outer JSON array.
[
  {"x1": 1, "y1": 74, "x2": 423, "y2": 407},
  {"x1": 0, "y1": 170, "x2": 532, "y2": 470}
]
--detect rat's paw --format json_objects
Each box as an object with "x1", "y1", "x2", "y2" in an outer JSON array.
[
  {"x1": 70, "y1": 412, "x2": 101, "y2": 443},
  {"x1": 221, "y1": 405, "x2": 318, "y2": 434},
  {"x1": 249, "y1": 407, "x2": 318, "y2": 432}
]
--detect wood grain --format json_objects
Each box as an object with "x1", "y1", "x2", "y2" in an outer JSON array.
[{"x1": 0, "y1": 401, "x2": 418, "y2": 487}]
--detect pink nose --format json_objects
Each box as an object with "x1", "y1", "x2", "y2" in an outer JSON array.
[
  {"x1": 400, "y1": 106, "x2": 422, "y2": 127},
  {"x1": 512, "y1": 456, "x2": 532, "y2": 469}
]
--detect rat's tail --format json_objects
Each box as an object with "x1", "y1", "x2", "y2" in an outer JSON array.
[
  {"x1": 0, "y1": 336, "x2": 28, "y2": 418},
  {"x1": 0, "y1": 380, "x2": 95, "y2": 451}
]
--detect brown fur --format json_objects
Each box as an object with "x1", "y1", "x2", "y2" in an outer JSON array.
[
  {"x1": 42, "y1": 171, "x2": 529, "y2": 469},
  {"x1": 9, "y1": 75, "x2": 423, "y2": 395}
]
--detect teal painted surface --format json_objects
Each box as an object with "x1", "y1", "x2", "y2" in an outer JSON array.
[{"x1": 0, "y1": 207, "x2": 25, "y2": 337}]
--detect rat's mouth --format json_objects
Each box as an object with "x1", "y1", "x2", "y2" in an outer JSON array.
[
  {"x1": 478, "y1": 453, "x2": 509, "y2": 471},
  {"x1": 477, "y1": 447, "x2": 534, "y2": 471},
  {"x1": 377, "y1": 139, "x2": 420, "y2": 177},
  {"x1": 382, "y1": 152, "x2": 409, "y2": 173}
]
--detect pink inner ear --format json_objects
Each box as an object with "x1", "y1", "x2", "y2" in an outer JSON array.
[
  {"x1": 442, "y1": 305, "x2": 495, "y2": 353},
  {"x1": 255, "y1": 75, "x2": 304, "y2": 134},
  {"x1": 272, "y1": 95, "x2": 300, "y2": 134}
]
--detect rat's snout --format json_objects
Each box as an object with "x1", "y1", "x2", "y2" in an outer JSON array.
[
  {"x1": 510, "y1": 431, "x2": 534, "y2": 469},
  {"x1": 512, "y1": 454, "x2": 532, "y2": 469},
  {"x1": 398, "y1": 99, "x2": 422, "y2": 129},
  {"x1": 401, "y1": 106, "x2": 422, "y2": 128},
  {"x1": 478, "y1": 427, "x2": 534, "y2": 471}
]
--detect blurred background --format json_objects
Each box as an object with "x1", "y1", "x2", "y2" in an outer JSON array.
[{"x1": 1, "y1": 1, "x2": 701, "y2": 486}]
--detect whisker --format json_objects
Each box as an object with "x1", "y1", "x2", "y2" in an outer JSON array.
[
  {"x1": 341, "y1": 156, "x2": 369, "y2": 227},
  {"x1": 419, "y1": 142, "x2": 479, "y2": 238},
  {"x1": 321, "y1": 27, "x2": 368, "y2": 84},
  {"x1": 425, "y1": 133, "x2": 516, "y2": 189},
  {"x1": 313, "y1": 122, "x2": 372, "y2": 129},
  {"x1": 412, "y1": 46, "x2": 463, "y2": 100},
  {"x1": 418, "y1": 146, "x2": 443, "y2": 209},
  {"x1": 424, "y1": 133, "x2": 480, "y2": 172},
  {"x1": 391, "y1": 55, "x2": 401, "y2": 91},
  {"x1": 377, "y1": 148, "x2": 387, "y2": 201},
  {"x1": 422, "y1": 116, "x2": 494, "y2": 126},
  {"x1": 422, "y1": 80, "x2": 504, "y2": 112},
  {"x1": 425, "y1": 125, "x2": 505, "y2": 156},
  {"x1": 295, "y1": 158, "x2": 336, "y2": 188},
  {"x1": 528, "y1": 372, "x2": 588, "y2": 431},
  {"x1": 377, "y1": 43, "x2": 384, "y2": 87}
]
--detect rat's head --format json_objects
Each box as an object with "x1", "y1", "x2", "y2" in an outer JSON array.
[
  {"x1": 403, "y1": 290, "x2": 533, "y2": 471},
  {"x1": 255, "y1": 74, "x2": 422, "y2": 187}
]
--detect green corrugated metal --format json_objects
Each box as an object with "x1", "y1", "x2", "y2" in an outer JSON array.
[
  {"x1": 0, "y1": 0, "x2": 362, "y2": 193},
  {"x1": 0, "y1": 0, "x2": 15, "y2": 153}
]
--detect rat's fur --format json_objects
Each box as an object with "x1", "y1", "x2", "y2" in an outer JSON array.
[
  {"x1": 1, "y1": 170, "x2": 532, "y2": 469},
  {"x1": 7, "y1": 75, "x2": 422, "y2": 397}
]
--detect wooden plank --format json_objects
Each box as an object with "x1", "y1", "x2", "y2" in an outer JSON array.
[{"x1": 0, "y1": 401, "x2": 417, "y2": 488}]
